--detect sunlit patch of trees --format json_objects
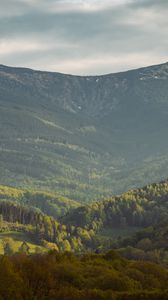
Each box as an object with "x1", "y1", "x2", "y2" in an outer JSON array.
[
  {"x1": 0, "y1": 201, "x2": 96, "y2": 253},
  {"x1": 63, "y1": 180, "x2": 168, "y2": 230}
]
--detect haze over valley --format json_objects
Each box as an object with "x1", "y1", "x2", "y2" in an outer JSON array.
[
  {"x1": 1, "y1": 0, "x2": 168, "y2": 298},
  {"x1": 0, "y1": 62, "x2": 168, "y2": 201}
]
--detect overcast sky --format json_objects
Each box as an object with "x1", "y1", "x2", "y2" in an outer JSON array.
[{"x1": 0, "y1": 0, "x2": 167, "y2": 75}]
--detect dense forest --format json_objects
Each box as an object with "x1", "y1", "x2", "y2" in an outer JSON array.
[
  {"x1": 0, "y1": 250, "x2": 168, "y2": 300},
  {"x1": 0, "y1": 173, "x2": 168, "y2": 298},
  {"x1": 0, "y1": 200, "x2": 98, "y2": 253},
  {"x1": 0, "y1": 180, "x2": 168, "y2": 259},
  {"x1": 0, "y1": 185, "x2": 80, "y2": 218},
  {"x1": 118, "y1": 219, "x2": 168, "y2": 264},
  {"x1": 63, "y1": 180, "x2": 168, "y2": 230}
]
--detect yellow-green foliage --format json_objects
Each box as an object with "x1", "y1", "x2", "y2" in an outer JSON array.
[
  {"x1": 0, "y1": 232, "x2": 46, "y2": 254},
  {"x1": 0, "y1": 184, "x2": 80, "y2": 219},
  {"x1": 0, "y1": 186, "x2": 24, "y2": 200}
]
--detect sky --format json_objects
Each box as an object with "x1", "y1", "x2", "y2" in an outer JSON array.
[{"x1": 0, "y1": 0, "x2": 168, "y2": 75}]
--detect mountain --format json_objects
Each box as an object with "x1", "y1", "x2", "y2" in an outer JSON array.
[{"x1": 1, "y1": 62, "x2": 168, "y2": 201}]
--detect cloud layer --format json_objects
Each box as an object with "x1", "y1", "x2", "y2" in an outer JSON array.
[{"x1": 0, "y1": 0, "x2": 167, "y2": 75}]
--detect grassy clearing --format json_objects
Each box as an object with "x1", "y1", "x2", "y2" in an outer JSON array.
[
  {"x1": 99, "y1": 226, "x2": 143, "y2": 239},
  {"x1": 0, "y1": 231, "x2": 46, "y2": 254}
]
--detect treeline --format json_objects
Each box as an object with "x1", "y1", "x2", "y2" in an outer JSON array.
[
  {"x1": 63, "y1": 180, "x2": 168, "y2": 231},
  {"x1": 0, "y1": 250, "x2": 168, "y2": 300},
  {"x1": 0, "y1": 201, "x2": 96, "y2": 252},
  {"x1": 0, "y1": 185, "x2": 80, "y2": 218},
  {"x1": 2, "y1": 180, "x2": 168, "y2": 256},
  {"x1": 117, "y1": 219, "x2": 168, "y2": 264}
]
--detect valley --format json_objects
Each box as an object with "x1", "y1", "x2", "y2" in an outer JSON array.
[
  {"x1": 1, "y1": 63, "x2": 168, "y2": 299},
  {"x1": 1, "y1": 63, "x2": 168, "y2": 201},
  {"x1": 0, "y1": 179, "x2": 168, "y2": 262}
]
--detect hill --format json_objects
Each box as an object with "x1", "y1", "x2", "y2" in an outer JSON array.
[
  {"x1": 0, "y1": 180, "x2": 168, "y2": 255},
  {"x1": 0, "y1": 185, "x2": 80, "y2": 218},
  {"x1": 63, "y1": 179, "x2": 168, "y2": 230},
  {"x1": 1, "y1": 63, "x2": 168, "y2": 201},
  {"x1": 1, "y1": 179, "x2": 168, "y2": 263},
  {"x1": 62, "y1": 179, "x2": 168, "y2": 262}
]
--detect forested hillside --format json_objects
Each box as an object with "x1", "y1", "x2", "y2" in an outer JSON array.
[
  {"x1": 1, "y1": 63, "x2": 168, "y2": 201},
  {"x1": 0, "y1": 200, "x2": 98, "y2": 253},
  {"x1": 0, "y1": 181, "x2": 168, "y2": 298},
  {"x1": 0, "y1": 185, "x2": 80, "y2": 218},
  {"x1": 63, "y1": 179, "x2": 168, "y2": 230},
  {"x1": 0, "y1": 185, "x2": 97, "y2": 253},
  {"x1": 1, "y1": 180, "x2": 168, "y2": 257}
]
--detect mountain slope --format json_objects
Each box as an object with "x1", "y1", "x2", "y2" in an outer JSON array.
[
  {"x1": 0, "y1": 63, "x2": 168, "y2": 201},
  {"x1": 62, "y1": 179, "x2": 168, "y2": 229},
  {"x1": 0, "y1": 185, "x2": 80, "y2": 218}
]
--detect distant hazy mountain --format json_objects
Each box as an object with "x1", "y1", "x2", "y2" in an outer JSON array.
[{"x1": 0, "y1": 62, "x2": 168, "y2": 201}]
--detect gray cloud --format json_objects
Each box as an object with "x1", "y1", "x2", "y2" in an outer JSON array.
[{"x1": 0, "y1": 0, "x2": 167, "y2": 75}]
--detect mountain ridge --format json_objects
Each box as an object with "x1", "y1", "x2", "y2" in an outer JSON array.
[
  {"x1": 1, "y1": 61, "x2": 168, "y2": 77},
  {"x1": 0, "y1": 61, "x2": 168, "y2": 201}
]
